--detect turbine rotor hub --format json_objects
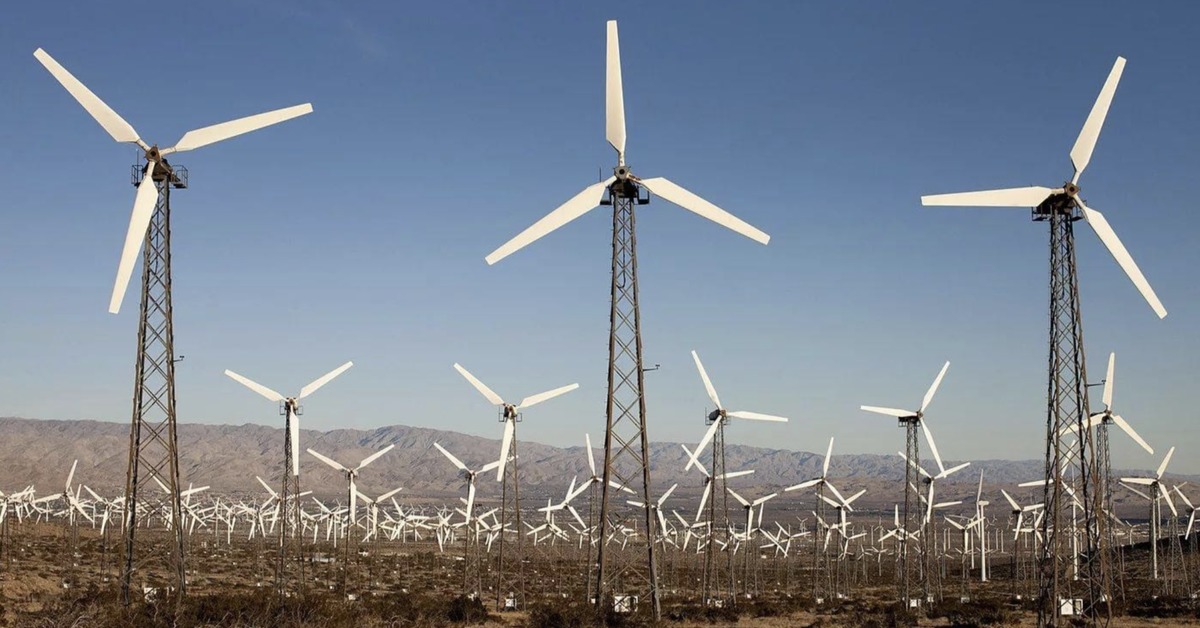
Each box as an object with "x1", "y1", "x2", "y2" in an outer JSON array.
[
  {"x1": 1064, "y1": 182, "x2": 1080, "y2": 197},
  {"x1": 614, "y1": 164, "x2": 632, "y2": 180}
]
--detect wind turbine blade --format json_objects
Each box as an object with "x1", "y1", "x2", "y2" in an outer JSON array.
[
  {"x1": 1070, "y1": 57, "x2": 1125, "y2": 182},
  {"x1": 718, "y1": 469, "x2": 755, "y2": 481},
  {"x1": 1175, "y1": 485, "x2": 1195, "y2": 511},
  {"x1": 1001, "y1": 489, "x2": 1020, "y2": 512},
  {"x1": 1110, "y1": 414, "x2": 1153, "y2": 456},
  {"x1": 1103, "y1": 352, "x2": 1115, "y2": 409},
  {"x1": 485, "y1": 177, "x2": 614, "y2": 265},
  {"x1": 357, "y1": 444, "x2": 395, "y2": 471},
  {"x1": 517, "y1": 383, "x2": 579, "y2": 409},
  {"x1": 658, "y1": 483, "x2": 678, "y2": 508},
  {"x1": 727, "y1": 488, "x2": 750, "y2": 508},
  {"x1": 299, "y1": 361, "x2": 353, "y2": 399},
  {"x1": 480, "y1": 459, "x2": 503, "y2": 474},
  {"x1": 1160, "y1": 485, "x2": 1178, "y2": 517},
  {"x1": 1121, "y1": 478, "x2": 1155, "y2": 487},
  {"x1": 452, "y1": 363, "x2": 504, "y2": 406},
  {"x1": 605, "y1": 20, "x2": 625, "y2": 157},
  {"x1": 165, "y1": 103, "x2": 313, "y2": 154},
  {"x1": 823, "y1": 438, "x2": 834, "y2": 477},
  {"x1": 860, "y1": 406, "x2": 915, "y2": 418},
  {"x1": 1157, "y1": 446, "x2": 1175, "y2": 479},
  {"x1": 753, "y1": 493, "x2": 779, "y2": 507},
  {"x1": 33, "y1": 49, "x2": 142, "y2": 145},
  {"x1": 378, "y1": 487, "x2": 403, "y2": 503},
  {"x1": 433, "y1": 443, "x2": 468, "y2": 472},
  {"x1": 695, "y1": 483, "x2": 711, "y2": 523},
  {"x1": 640, "y1": 177, "x2": 769, "y2": 245},
  {"x1": 109, "y1": 168, "x2": 159, "y2": 314},
  {"x1": 290, "y1": 414, "x2": 300, "y2": 477},
  {"x1": 938, "y1": 461, "x2": 971, "y2": 478},
  {"x1": 826, "y1": 482, "x2": 847, "y2": 506},
  {"x1": 784, "y1": 478, "x2": 821, "y2": 492},
  {"x1": 680, "y1": 444, "x2": 709, "y2": 477},
  {"x1": 65, "y1": 460, "x2": 77, "y2": 491},
  {"x1": 1120, "y1": 482, "x2": 1152, "y2": 502},
  {"x1": 585, "y1": 433, "x2": 596, "y2": 476},
  {"x1": 690, "y1": 350, "x2": 723, "y2": 410},
  {"x1": 920, "y1": 420, "x2": 946, "y2": 474},
  {"x1": 920, "y1": 361, "x2": 950, "y2": 413},
  {"x1": 306, "y1": 448, "x2": 349, "y2": 473},
  {"x1": 921, "y1": 186, "x2": 1056, "y2": 208},
  {"x1": 1078, "y1": 202, "x2": 1166, "y2": 318},
  {"x1": 256, "y1": 476, "x2": 278, "y2": 497},
  {"x1": 687, "y1": 419, "x2": 722, "y2": 473},
  {"x1": 727, "y1": 411, "x2": 788, "y2": 423},
  {"x1": 224, "y1": 370, "x2": 285, "y2": 402},
  {"x1": 497, "y1": 419, "x2": 514, "y2": 481}
]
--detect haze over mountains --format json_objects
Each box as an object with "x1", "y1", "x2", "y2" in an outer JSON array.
[{"x1": 0, "y1": 417, "x2": 1173, "y2": 515}]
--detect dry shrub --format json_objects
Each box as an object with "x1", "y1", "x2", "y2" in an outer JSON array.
[
  {"x1": 927, "y1": 598, "x2": 1015, "y2": 627},
  {"x1": 22, "y1": 585, "x2": 495, "y2": 627}
]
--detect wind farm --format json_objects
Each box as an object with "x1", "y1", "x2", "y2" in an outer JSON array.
[{"x1": 3, "y1": 4, "x2": 1197, "y2": 628}]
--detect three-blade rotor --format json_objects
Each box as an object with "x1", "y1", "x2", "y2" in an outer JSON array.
[
  {"x1": 861, "y1": 361, "x2": 951, "y2": 474},
  {"x1": 920, "y1": 56, "x2": 1165, "y2": 319},
  {"x1": 225, "y1": 361, "x2": 353, "y2": 477},
  {"x1": 484, "y1": 20, "x2": 769, "y2": 267},
  {"x1": 684, "y1": 351, "x2": 788, "y2": 472},
  {"x1": 452, "y1": 363, "x2": 578, "y2": 480},
  {"x1": 33, "y1": 48, "x2": 314, "y2": 314}
]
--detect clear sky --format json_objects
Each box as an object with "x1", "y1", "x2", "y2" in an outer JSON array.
[{"x1": 1, "y1": 2, "x2": 1197, "y2": 473}]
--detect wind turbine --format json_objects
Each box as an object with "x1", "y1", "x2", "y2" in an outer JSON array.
[
  {"x1": 452, "y1": 363, "x2": 578, "y2": 482},
  {"x1": 225, "y1": 361, "x2": 352, "y2": 591},
  {"x1": 921, "y1": 55, "x2": 1167, "y2": 616},
  {"x1": 451, "y1": 362, "x2": 574, "y2": 611},
  {"x1": 306, "y1": 445, "x2": 394, "y2": 528},
  {"x1": 860, "y1": 360, "x2": 951, "y2": 604},
  {"x1": 1121, "y1": 447, "x2": 1177, "y2": 579},
  {"x1": 483, "y1": 21, "x2": 771, "y2": 618},
  {"x1": 432, "y1": 443, "x2": 500, "y2": 526},
  {"x1": 684, "y1": 350, "x2": 788, "y2": 472},
  {"x1": 225, "y1": 362, "x2": 353, "y2": 479},
  {"x1": 33, "y1": 47, "x2": 313, "y2": 601}
]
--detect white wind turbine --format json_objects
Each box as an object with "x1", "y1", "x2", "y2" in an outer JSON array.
[
  {"x1": 1065, "y1": 352, "x2": 1154, "y2": 455},
  {"x1": 225, "y1": 361, "x2": 354, "y2": 478},
  {"x1": 1121, "y1": 446, "x2": 1178, "y2": 579},
  {"x1": 684, "y1": 350, "x2": 788, "y2": 473},
  {"x1": 32, "y1": 48, "x2": 314, "y2": 314},
  {"x1": 62, "y1": 460, "x2": 93, "y2": 525},
  {"x1": 306, "y1": 444, "x2": 395, "y2": 527},
  {"x1": 921, "y1": 56, "x2": 1166, "y2": 320},
  {"x1": 433, "y1": 442, "x2": 501, "y2": 524},
  {"x1": 484, "y1": 21, "x2": 770, "y2": 267},
  {"x1": 727, "y1": 488, "x2": 778, "y2": 539},
  {"x1": 628, "y1": 484, "x2": 679, "y2": 544},
  {"x1": 861, "y1": 361, "x2": 952, "y2": 476},
  {"x1": 452, "y1": 363, "x2": 578, "y2": 481}
]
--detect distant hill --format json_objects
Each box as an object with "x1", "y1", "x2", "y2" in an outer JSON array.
[{"x1": 0, "y1": 417, "x2": 1169, "y2": 517}]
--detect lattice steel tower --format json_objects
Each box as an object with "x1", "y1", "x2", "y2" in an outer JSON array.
[
  {"x1": 123, "y1": 161, "x2": 189, "y2": 603},
  {"x1": 1035, "y1": 194, "x2": 1106, "y2": 625}
]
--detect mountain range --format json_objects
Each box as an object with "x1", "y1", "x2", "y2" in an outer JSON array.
[{"x1": 0, "y1": 417, "x2": 1173, "y2": 517}]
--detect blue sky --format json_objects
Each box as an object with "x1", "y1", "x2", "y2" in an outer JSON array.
[{"x1": 1, "y1": 2, "x2": 1197, "y2": 473}]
